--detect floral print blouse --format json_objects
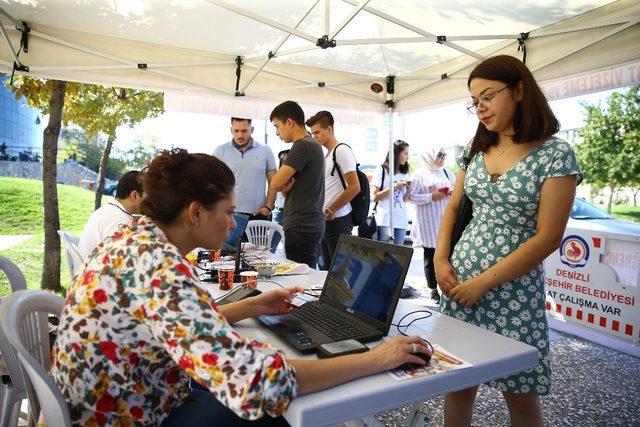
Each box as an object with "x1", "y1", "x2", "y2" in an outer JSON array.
[{"x1": 49, "y1": 216, "x2": 298, "y2": 426}]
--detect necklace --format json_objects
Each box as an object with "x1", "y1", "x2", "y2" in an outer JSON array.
[{"x1": 496, "y1": 141, "x2": 515, "y2": 156}]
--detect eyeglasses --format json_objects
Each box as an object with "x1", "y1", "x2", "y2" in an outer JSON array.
[
  {"x1": 436, "y1": 152, "x2": 447, "y2": 159},
  {"x1": 465, "y1": 85, "x2": 510, "y2": 114}
]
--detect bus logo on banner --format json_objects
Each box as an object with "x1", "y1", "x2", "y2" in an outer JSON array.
[{"x1": 559, "y1": 235, "x2": 590, "y2": 268}]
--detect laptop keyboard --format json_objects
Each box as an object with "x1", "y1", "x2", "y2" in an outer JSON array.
[{"x1": 292, "y1": 303, "x2": 367, "y2": 341}]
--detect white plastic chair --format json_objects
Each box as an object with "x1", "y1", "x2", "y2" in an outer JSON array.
[
  {"x1": 0, "y1": 256, "x2": 28, "y2": 427},
  {"x1": 57, "y1": 231, "x2": 84, "y2": 281},
  {"x1": 0, "y1": 290, "x2": 70, "y2": 427},
  {"x1": 245, "y1": 220, "x2": 284, "y2": 253}
]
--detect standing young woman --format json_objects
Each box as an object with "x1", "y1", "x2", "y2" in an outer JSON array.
[
  {"x1": 434, "y1": 55, "x2": 582, "y2": 426},
  {"x1": 409, "y1": 147, "x2": 455, "y2": 304},
  {"x1": 372, "y1": 140, "x2": 412, "y2": 244}
]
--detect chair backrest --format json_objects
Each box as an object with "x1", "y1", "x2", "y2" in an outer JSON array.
[
  {"x1": 245, "y1": 220, "x2": 284, "y2": 253},
  {"x1": 57, "y1": 230, "x2": 84, "y2": 281},
  {"x1": 0, "y1": 290, "x2": 69, "y2": 426},
  {"x1": 0, "y1": 255, "x2": 27, "y2": 292}
]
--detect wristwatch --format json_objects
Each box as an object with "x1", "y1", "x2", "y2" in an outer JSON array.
[{"x1": 323, "y1": 207, "x2": 334, "y2": 217}]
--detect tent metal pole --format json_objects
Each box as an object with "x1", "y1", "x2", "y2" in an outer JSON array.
[
  {"x1": 146, "y1": 68, "x2": 235, "y2": 95},
  {"x1": 0, "y1": 20, "x2": 22, "y2": 67},
  {"x1": 244, "y1": 63, "x2": 383, "y2": 102},
  {"x1": 0, "y1": 7, "x2": 27, "y2": 32},
  {"x1": 531, "y1": 18, "x2": 640, "y2": 73},
  {"x1": 239, "y1": 0, "x2": 319, "y2": 94},
  {"x1": 25, "y1": 28, "x2": 234, "y2": 95},
  {"x1": 205, "y1": 0, "x2": 318, "y2": 43},
  {"x1": 532, "y1": 16, "x2": 640, "y2": 38},
  {"x1": 29, "y1": 61, "x2": 235, "y2": 72},
  {"x1": 394, "y1": 42, "x2": 508, "y2": 104},
  {"x1": 340, "y1": 0, "x2": 484, "y2": 60},
  {"x1": 324, "y1": 0, "x2": 330, "y2": 35},
  {"x1": 329, "y1": 0, "x2": 370, "y2": 39},
  {"x1": 249, "y1": 78, "x2": 382, "y2": 95},
  {"x1": 387, "y1": 106, "x2": 394, "y2": 243},
  {"x1": 244, "y1": 45, "x2": 318, "y2": 61},
  {"x1": 336, "y1": 34, "x2": 518, "y2": 45}
]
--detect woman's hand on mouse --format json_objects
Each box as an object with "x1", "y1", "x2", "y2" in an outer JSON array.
[{"x1": 368, "y1": 336, "x2": 432, "y2": 370}]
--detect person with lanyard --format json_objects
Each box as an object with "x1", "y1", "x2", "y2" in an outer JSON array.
[
  {"x1": 408, "y1": 147, "x2": 455, "y2": 304},
  {"x1": 214, "y1": 117, "x2": 278, "y2": 222},
  {"x1": 49, "y1": 148, "x2": 431, "y2": 426},
  {"x1": 77, "y1": 170, "x2": 143, "y2": 259}
]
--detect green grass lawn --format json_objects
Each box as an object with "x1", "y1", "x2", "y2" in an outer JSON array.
[
  {"x1": 606, "y1": 204, "x2": 640, "y2": 223},
  {"x1": 0, "y1": 177, "x2": 100, "y2": 295}
]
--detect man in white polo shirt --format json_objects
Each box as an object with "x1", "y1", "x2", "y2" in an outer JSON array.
[
  {"x1": 306, "y1": 110, "x2": 360, "y2": 269},
  {"x1": 78, "y1": 171, "x2": 143, "y2": 259},
  {"x1": 214, "y1": 117, "x2": 277, "y2": 221}
]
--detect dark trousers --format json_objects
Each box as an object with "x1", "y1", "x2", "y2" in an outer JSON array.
[
  {"x1": 423, "y1": 246, "x2": 437, "y2": 290},
  {"x1": 321, "y1": 214, "x2": 353, "y2": 270},
  {"x1": 162, "y1": 389, "x2": 290, "y2": 427},
  {"x1": 285, "y1": 230, "x2": 323, "y2": 269}
]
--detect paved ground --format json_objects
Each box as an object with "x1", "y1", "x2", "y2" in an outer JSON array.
[
  {"x1": 0, "y1": 235, "x2": 32, "y2": 251},
  {"x1": 377, "y1": 248, "x2": 640, "y2": 426}
]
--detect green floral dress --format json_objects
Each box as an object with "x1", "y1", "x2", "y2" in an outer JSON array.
[{"x1": 441, "y1": 137, "x2": 582, "y2": 395}]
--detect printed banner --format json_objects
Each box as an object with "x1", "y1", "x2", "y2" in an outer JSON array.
[
  {"x1": 544, "y1": 228, "x2": 640, "y2": 343},
  {"x1": 541, "y1": 61, "x2": 640, "y2": 101}
]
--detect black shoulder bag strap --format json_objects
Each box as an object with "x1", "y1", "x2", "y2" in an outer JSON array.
[
  {"x1": 372, "y1": 167, "x2": 384, "y2": 213},
  {"x1": 331, "y1": 143, "x2": 350, "y2": 190}
]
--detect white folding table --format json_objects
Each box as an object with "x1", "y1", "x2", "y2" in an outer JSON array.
[{"x1": 205, "y1": 269, "x2": 539, "y2": 427}]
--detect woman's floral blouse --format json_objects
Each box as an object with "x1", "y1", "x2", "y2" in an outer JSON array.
[{"x1": 49, "y1": 216, "x2": 298, "y2": 426}]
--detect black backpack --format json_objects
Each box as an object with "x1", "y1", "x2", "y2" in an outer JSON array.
[{"x1": 331, "y1": 143, "x2": 371, "y2": 226}]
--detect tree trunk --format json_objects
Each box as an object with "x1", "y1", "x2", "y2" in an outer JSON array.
[
  {"x1": 41, "y1": 80, "x2": 67, "y2": 293},
  {"x1": 634, "y1": 187, "x2": 639, "y2": 207},
  {"x1": 607, "y1": 183, "x2": 616, "y2": 214},
  {"x1": 94, "y1": 133, "x2": 114, "y2": 210}
]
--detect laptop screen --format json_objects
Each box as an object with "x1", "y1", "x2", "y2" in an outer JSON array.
[
  {"x1": 222, "y1": 213, "x2": 250, "y2": 252},
  {"x1": 321, "y1": 236, "x2": 412, "y2": 330}
]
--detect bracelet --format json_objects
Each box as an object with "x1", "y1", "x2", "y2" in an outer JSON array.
[{"x1": 263, "y1": 205, "x2": 273, "y2": 212}]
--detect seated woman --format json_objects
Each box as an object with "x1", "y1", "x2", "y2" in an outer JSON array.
[{"x1": 49, "y1": 148, "x2": 430, "y2": 426}]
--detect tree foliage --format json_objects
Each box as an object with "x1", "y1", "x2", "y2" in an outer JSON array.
[
  {"x1": 6, "y1": 77, "x2": 164, "y2": 207},
  {"x1": 7, "y1": 78, "x2": 164, "y2": 140},
  {"x1": 576, "y1": 85, "x2": 640, "y2": 213},
  {"x1": 59, "y1": 128, "x2": 126, "y2": 179}
]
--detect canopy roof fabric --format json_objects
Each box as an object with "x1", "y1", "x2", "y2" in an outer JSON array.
[{"x1": 0, "y1": 0, "x2": 638, "y2": 115}]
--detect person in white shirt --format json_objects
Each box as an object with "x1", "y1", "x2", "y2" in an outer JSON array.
[
  {"x1": 78, "y1": 170, "x2": 144, "y2": 259},
  {"x1": 306, "y1": 110, "x2": 360, "y2": 268},
  {"x1": 372, "y1": 140, "x2": 412, "y2": 244},
  {"x1": 409, "y1": 148, "x2": 455, "y2": 303}
]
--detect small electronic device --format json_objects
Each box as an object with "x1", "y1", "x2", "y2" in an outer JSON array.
[
  {"x1": 215, "y1": 286, "x2": 262, "y2": 306},
  {"x1": 398, "y1": 351, "x2": 431, "y2": 370},
  {"x1": 317, "y1": 339, "x2": 369, "y2": 359}
]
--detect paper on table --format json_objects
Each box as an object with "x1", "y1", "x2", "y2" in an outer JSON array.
[
  {"x1": 388, "y1": 344, "x2": 472, "y2": 380},
  {"x1": 275, "y1": 262, "x2": 309, "y2": 275}
]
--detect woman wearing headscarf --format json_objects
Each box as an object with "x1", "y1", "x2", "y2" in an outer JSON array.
[{"x1": 409, "y1": 147, "x2": 455, "y2": 303}]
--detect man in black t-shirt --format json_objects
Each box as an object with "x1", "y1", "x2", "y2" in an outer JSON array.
[{"x1": 269, "y1": 101, "x2": 325, "y2": 268}]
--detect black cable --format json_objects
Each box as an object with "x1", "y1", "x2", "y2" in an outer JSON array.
[
  {"x1": 391, "y1": 309, "x2": 435, "y2": 352},
  {"x1": 256, "y1": 279, "x2": 284, "y2": 289}
]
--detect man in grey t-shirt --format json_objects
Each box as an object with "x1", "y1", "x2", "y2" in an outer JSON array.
[
  {"x1": 214, "y1": 117, "x2": 277, "y2": 221},
  {"x1": 269, "y1": 101, "x2": 325, "y2": 268}
]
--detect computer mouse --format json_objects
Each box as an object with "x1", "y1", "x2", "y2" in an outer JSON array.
[{"x1": 397, "y1": 351, "x2": 431, "y2": 371}]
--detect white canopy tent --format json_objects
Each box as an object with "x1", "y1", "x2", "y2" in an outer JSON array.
[{"x1": 0, "y1": 0, "x2": 638, "y2": 237}]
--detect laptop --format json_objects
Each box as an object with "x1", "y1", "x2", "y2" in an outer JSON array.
[
  {"x1": 258, "y1": 235, "x2": 413, "y2": 352},
  {"x1": 222, "y1": 212, "x2": 250, "y2": 255}
]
